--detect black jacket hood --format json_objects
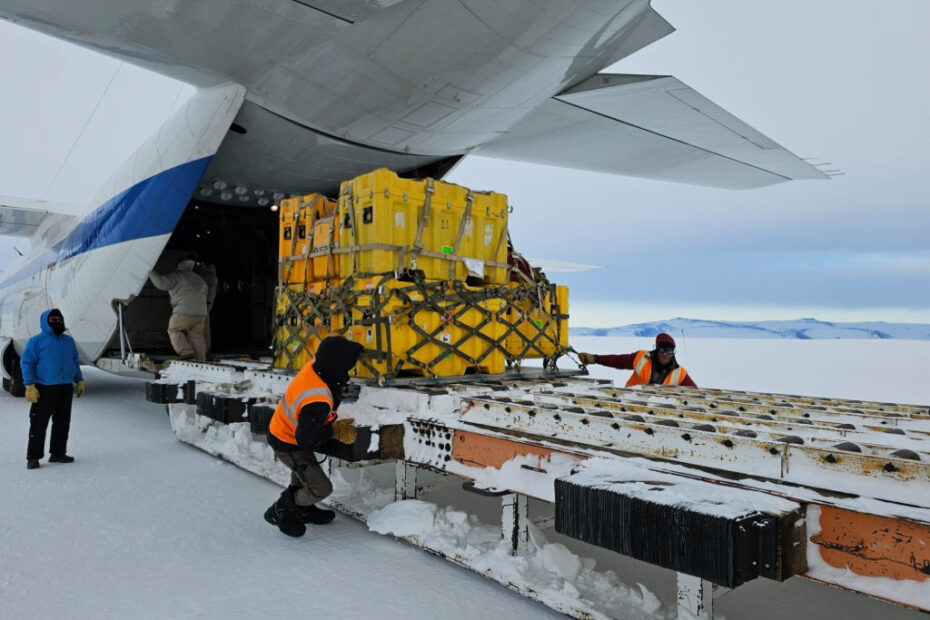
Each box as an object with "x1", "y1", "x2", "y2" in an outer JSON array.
[{"x1": 313, "y1": 337, "x2": 363, "y2": 387}]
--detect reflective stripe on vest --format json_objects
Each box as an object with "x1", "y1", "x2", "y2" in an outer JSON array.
[
  {"x1": 281, "y1": 387, "x2": 332, "y2": 426},
  {"x1": 269, "y1": 364, "x2": 333, "y2": 445},
  {"x1": 625, "y1": 351, "x2": 652, "y2": 387},
  {"x1": 625, "y1": 351, "x2": 688, "y2": 387}
]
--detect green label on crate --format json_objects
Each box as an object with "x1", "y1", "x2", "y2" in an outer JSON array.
[{"x1": 441, "y1": 245, "x2": 454, "y2": 254}]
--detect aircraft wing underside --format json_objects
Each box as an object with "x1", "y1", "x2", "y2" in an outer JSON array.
[
  {"x1": 0, "y1": 196, "x2": 81, "y2": 238},
  {"x1": 200, "y1": 101, "x2": 452, "y2": 199},
  {"x1": 477, "y1": 74, "x2": 827, "y2": 189},
  {"x1": 0, "y1": 205, "x2": 47, "y2": 238},
  {"x1": 203, "y1": 71, "x2": 823, "y2": 196},
  {"x1": 0, "y1": 2, "x2": 824, "y2": 192}
]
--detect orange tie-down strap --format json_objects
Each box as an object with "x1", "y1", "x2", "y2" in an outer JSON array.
[{"x1": 811, "y1": 505, "x2": 930, "y2": 581}]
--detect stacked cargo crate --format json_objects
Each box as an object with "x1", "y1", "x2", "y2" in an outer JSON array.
[
  {"x1": 275, "y1": 193, "x2": 338, "y2": 369},
  {"x1": 273, "y1": 168, "x2": 569, "y2": 380}
]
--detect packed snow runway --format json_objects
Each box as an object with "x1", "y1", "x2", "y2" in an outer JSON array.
[
  {"x1": 0, "y1": 370, "x2": 563, "y2": 619},
  {"x1": 2, "y1": 337, "x2": 927, "y2": 619}
]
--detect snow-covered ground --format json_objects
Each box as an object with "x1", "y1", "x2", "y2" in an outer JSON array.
[
  {"x1": 571, "y1": 336, "x2": 929, "y2": 404},
  {"x1": 2, "y1": 338, "x2": 927, "y2": 619},
  {"x1": 0, "y1": 370, "x2": 564, "y2": 619},
  {"x1": 571, "y1": 318, "x2": 930, "y2": 340}
]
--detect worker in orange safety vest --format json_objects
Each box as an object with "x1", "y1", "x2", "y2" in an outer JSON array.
[
  {"x1": 264, "y1": 336, "x2": 364, "y2": 537},
  {"x1": 577, "y1": 332, "x2": 696, "y2": 387}
]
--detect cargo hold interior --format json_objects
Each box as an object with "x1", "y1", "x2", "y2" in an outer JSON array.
[{"x1": 104, "y1": 200, "x2": 279, "y2": 359}]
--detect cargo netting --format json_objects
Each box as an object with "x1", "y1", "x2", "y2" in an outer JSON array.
[
  {"x1": 273, "y1": 168, "x2": 569, "y2": 381},
  {"x1": 273, "y1": 274, "x2": 569, "y2": 382}
]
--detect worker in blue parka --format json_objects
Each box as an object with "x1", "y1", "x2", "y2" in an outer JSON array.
[{"x1": 21, "y1": 308, "x2": 85, "y2": 470}]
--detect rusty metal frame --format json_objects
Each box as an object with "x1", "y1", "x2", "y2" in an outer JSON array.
[{"x1": 159, "y1": 363, "x2": 930, "y2": 614}]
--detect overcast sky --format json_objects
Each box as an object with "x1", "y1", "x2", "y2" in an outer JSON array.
[{"x1": 1, "y1": 1, "x2": 928, "y2": 327}]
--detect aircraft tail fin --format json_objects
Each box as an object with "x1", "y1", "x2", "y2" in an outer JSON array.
[
  {"x1": 0, "y1": 81, "x2": 246, "y2": 363},
  {"x1": 85, "y1": 81, "x2": 246, "y2": 220}
]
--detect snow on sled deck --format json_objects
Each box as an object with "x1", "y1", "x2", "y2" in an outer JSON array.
[{"x1": 149, "y1": 362, "x2": 930, "y2": 617}]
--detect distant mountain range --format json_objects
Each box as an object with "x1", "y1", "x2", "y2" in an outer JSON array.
[{"x1": 570, "y1": 318, "x2": 930, "y2": 340}]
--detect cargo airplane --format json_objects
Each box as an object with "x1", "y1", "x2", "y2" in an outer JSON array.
[{"x1": 0, "y1": 0, "x2": 825, "y2": 394}]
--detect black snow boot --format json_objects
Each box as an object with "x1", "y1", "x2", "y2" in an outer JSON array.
[
  {"x1": 298, "y1": 503, "x2": 336, "y2": 525},
  {"x1": 49, "y1": 454, "x2": 74, "y2": 463},
  {"x1": 263, "y1": 490, "x2": 306, "y2": 538},
  {"x1": 282, "y1": 485, "x2": 335, "y2": 524}
]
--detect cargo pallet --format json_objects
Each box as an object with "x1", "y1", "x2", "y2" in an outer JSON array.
[
  {"x1": 272, "y1": 169, "x2": 570, "y2": 382},
  {"x1": 147, "y1": 360, "x2": 930, "y2": 619}
]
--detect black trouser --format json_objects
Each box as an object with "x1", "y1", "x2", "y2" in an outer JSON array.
[{"x1": 27, "y1": 383, "x2": 74, "y2": 460}]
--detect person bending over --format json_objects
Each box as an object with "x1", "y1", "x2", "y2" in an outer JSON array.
[{"x1": 264, "y1": 336, "x2": 364, "y2": 537}]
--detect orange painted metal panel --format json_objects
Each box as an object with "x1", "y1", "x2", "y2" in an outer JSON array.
[
  {"x1": 811, "y1": 505, "x2": 930, "y2": 581},
  {"x1": 451, "y1": 429, "x2": 566, "y2": 469}
]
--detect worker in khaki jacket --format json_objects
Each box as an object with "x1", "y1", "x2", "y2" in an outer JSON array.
[
  {"x1": 578, "y1": 332, "x2": 696, "y2": 387},
  {"x1": 194, "y1": 261, "x2": 218, "y2": 355},
  {"x1": 264, "y1": 336, "x2": 364, "y2": 538},
  {"x1": 148, "y1": 257, "x2": 209, "y2": 361}
]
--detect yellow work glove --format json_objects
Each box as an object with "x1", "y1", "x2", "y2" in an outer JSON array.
[
  {"x1": 75, "y1": 381, "x2": 86, "y2": 397},
  {"x1": 578, "y1": 352, "x2": 597, "y2": 365},
  {"x1": 25, "y1": 384, "x2": 39, "y2": 403},
  {"x1": 330, "y1": 418, "x2": 357, "y2": 445}
]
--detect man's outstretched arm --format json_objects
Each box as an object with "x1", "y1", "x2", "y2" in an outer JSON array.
[{"x1": 592, "y1": 353, "x2": 637, "y2": 370}]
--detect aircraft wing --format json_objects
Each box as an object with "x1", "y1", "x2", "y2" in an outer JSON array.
[
  {"x1": 476, "y1": 74, "x2": 827, "y2": 189},
  {"x1": 0, "y1": 196, "x2": 81, "y2": 238}
]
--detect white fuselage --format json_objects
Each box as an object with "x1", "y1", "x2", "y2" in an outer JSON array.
[{"x1": 0, "y1": 83, "x2": 245, "y2": 364}]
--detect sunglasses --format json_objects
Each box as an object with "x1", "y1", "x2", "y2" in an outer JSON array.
[{"x1": 656, "y1": 346, "x2": 675, "y2": 355}]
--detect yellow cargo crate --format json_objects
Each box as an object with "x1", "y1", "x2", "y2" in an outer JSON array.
[
  {"x1": 308, "y1": 215, "x2": 339, "y2": 283},
  {"x1": 279, "y1": 194, "x2": 337, "y2": 285},
  {"x1": 273, "y1": 281, "x2": 345, "y2": 371},
  {"x1": 337, "y1": 169, "x2": 509, "y2": 284},
  {"x1": 274, "y1": 286, "x2": 313, "y2": 370},
  {"x1": 503, "y1": 283, "x2": 569, "y2": 360},
  {"x1": 344, "y1": 280, "x2": 507, "y2": 379},
  {"x1": 278, "y1": 197, "x2": 306, "y2": 261}
]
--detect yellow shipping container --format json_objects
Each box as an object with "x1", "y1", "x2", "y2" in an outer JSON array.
[
  {"x1": 279, "y1": 193, "x2": 337, "y2": 285},
  {"x1": 278, "y1": 197, "x2": 305, "y2": 260},
  {"x1": 274, "y1": 286, "x2": 310, "y2": 370},
  {"x1": 503, "y1": 283, "x2": 569, "y2": 360},
  {"x1": 337, "y1": 169, "x2": 508, "y2": 284},
  {"x1": 274, "y1": 323, "x2": 314, "y2": 371},
  {"x1": 308, "y1": 215, "x2": 339, "y2": 283},
  {"x1": 344, "y1": 280, "x2": 507, "y2": 379},
  {"x1": 273, "y1": 281, "x2": 343, "y2": 371}
]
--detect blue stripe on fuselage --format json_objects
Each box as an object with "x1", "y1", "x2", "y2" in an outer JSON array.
[{"x1": 0, "y1": 156, "x2": 212, "y2": 290}]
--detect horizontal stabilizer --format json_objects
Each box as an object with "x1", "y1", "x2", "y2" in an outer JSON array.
[
  {"x1": 478, "y1": 74, "x2": 827, "y2": 189},
  {"x1": 0, "y1": 195, "x2": 82, "y2": 238},
  {"x1": 526, "y1": 258, "x2": 605, "y2": 273}
]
